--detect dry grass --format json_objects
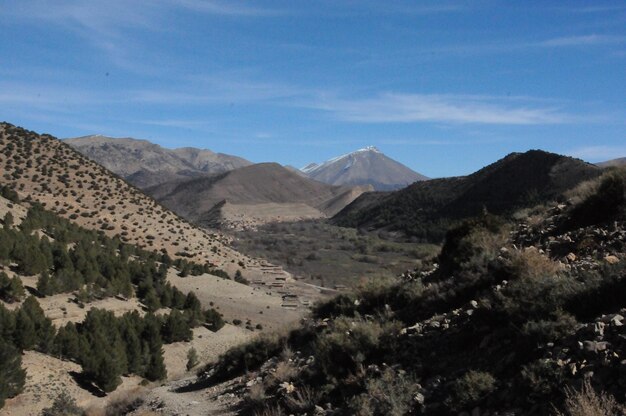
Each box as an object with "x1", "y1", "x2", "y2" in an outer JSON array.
[
  {"x1": 246, "y1": 383, "x2": 268, "y2": 408},
  {"x1": 554, "y1": 379, "x2": 625, "y2": 416},
  {"x1": 254, "y1": 405, "x2": 285, "y2": 416},
  {"x1": 284, "y1": 386, "x2": 320, "y2": 413},
  {"x1": 565, "y1": 167, "x2": 626, "y2": 206},
  {"x1": 510, "y1": 248, "x2": 563, "y2": 280},
  {"x1": 272, "y1": 361, "x2": 298, "y2": 383}
]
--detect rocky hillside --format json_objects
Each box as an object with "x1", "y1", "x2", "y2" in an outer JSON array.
[
  {"x1": 146, "y1": 163, "x2": 372, "y2": 229},
  {"x1": 0, "y1": 122, "x2": 250, "y2": 269},
  {"x1": 302, "y1": 146, "x2": 427, "y2": 191},
  {"x1": 164, "y1": 167, "x2": 626, "y2": 416},
  {"x1": 66, "y1": 135, "x2": 251, "y2": 188},
  {"x1": 334, "y1": 150, "x2": 601, "y2": 242}
]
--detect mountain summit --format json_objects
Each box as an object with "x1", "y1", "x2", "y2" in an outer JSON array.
[{"x1": 301, "y1": 146, "x2": 427, "y2": 191}]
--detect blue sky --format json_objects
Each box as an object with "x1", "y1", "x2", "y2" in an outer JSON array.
[{"x1": 1, "y1": 1, "x2": 625, "y2": 177}]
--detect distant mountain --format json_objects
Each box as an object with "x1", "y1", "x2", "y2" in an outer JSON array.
[
  {"x1": 146, "y1": 163, "x2": 372, "y2": 229},
  {"x1": 66, "y1": 135, "x2": 251, "y2": 187},
  {"x1": 301, "y1": 146, "x2": 427, "y2": 191},
  {"x1": 333, "y1": 150, "x2": 601, "y2": 241},
  {"x1": 597, "y1": 157, "x2": 626, "y2": 168}
]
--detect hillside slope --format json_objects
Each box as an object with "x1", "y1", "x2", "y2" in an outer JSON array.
[
  {"x1": 302, "y1": 146, "x2": 427, "y2": 191},
  {"x1": 598, "y1": 157, "x2": 626, "y2": 168},
  {"x1": 146, "y1": 163, "x2": 372, "y2": 228},
  {"x1": 66, "y1": 135, "x2": 251, "y2": 188},
  {"x1": 334, "y1": 150, "x2": 601, "y2": 241},
  {"x1": 0, "y1": 123, "x2": 248, "y2": 269},
  {"x1": 167, "y1": 168, "x2": 626, "y2": 416}
]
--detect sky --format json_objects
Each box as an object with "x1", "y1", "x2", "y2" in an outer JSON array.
[{"x1": 1, "y1": 1, "x2": 625, "y2": 178}]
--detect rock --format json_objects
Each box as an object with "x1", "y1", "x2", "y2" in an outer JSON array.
[
  {"x1": 594, "y1": 322, "x2": 605, "y2": 337},
  {"x1": 605, "y1": 255, "x2": 620, "y2": 264},
  {"x1": 279, "y1": 382, "x2": 296, "y2": 394},
  {"x1": 314, "y1": 405, "x2": 326, "y2": 416},
  {"x1": 583, "y1": 340, "x2": 609, "y2": 353},
  {"x1": 611, "y1": 314, "x2": 624, "y2": 326}
]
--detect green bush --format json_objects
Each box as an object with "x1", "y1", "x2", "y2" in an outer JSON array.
[
  {"x1": 41, "y1": 392, "x2": 83, "y2": 416},
  {"x1": 445, "y1": 370, "x2": 496, "y2": 412}
]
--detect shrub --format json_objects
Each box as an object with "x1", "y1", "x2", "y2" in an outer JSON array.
[
  {"x1": 521, "y1": 310, "x2": 578, "y2": 344},
  {"x1": 445, "y1": 370, "x2": 496, "y2": 412},
  {"x1": 565, "y1": 170, "x2": 625, "y2": 229},
  {"x1": 41, "y1": 391, "x2": 83, "y2": 416},
  {"x1": 315, "y1": 317, "x2": 393, "y2": 379},
  {"x1": 348, "y1": 368, "x2": 416, "y2": 416},
  {"x1": 207, "y1": 334, "x2": 284, "y2": 383},
  {"x1": 284, "y1": 386, "x2": 321, "y2": 414},
  {"x1": 555, "y1": 379, "x2": 625, "y2": 416}
]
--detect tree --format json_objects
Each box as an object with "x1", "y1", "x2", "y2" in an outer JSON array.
[
  {"x1": 186, "y1": 347, "x2": 199, "y2": 371},
  {"x1": 53, "y1": 323, "x2": 80, "y2": 361},
  {"x1": 0, "y1": 340, "x2": 26, "y2": 409},
  {"x1": 162, "y1": 309, "x2": 192, "y2": 343},
  {"x1": 141, "y1": 315, "x2": 166, "y2": 381},
  {"x1": 204, "y1": 308, "x2": 225, "y2": 331},
  {"x1": 183, "y1": 292, "x2": 203, "y2": 326},
  {"x1": 37, "y1": 271, "x2": 54, "y2": 296},
  {"x1": 14, "y1": 309, "x2": 36, "y2": 350},
  {"x1": 2, "y1": 212, "x2": 13, "y2": 228}
]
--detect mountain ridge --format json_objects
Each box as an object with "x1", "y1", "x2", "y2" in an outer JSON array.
[
  {"x1": 333, "y1": 149, "x2": 601, "y2": 241},
  {"x1": 66, "y1": 135, "x2": 251, "y2": 188},
  {"x1": 145, "y1": 162, "x2": 373, "y2": 229}
]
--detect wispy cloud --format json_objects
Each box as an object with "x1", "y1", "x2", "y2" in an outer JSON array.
[
  {"x1": 305, "y1": 93, "x2": 574, "y2": 125},
  {"x1": 4, "y1": 1, "x2": 279, "y2": 72},
  {"x1": 539, "y1": 34, "x2": 626, "y2": 47},
  {"x1": 568, "y1": 145, "x2": 626, "y2": 161},
  {"x1": 172, "y1": 0, "x2": 282, "y2": 16}
]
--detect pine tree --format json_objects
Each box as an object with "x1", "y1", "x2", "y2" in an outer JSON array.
[
  {"x1": 14, "y1": 309, "x2": 36, "y2": 350},
  {"x1": 141, "y1": 314, "x2": 166, "y2": 381},
  {"x1": 21, "y1": 296, "x2": 55, "y2": 352},
  {"x1": 183, "y1": 291, "x2": 203, "y2": 326},
  {"x1": 0, "y1": 340, "x2": 26, "y2": 409},
  {"x1": 186, "y1": 347, "x2": 199, "y2": 371},
  {"x1": 2, "y1": 212, "x2": 13, "y2": 228},
  {"x1": 162, "y1": 309, "x2": 192, "y2": 343},
  {"x1": 37, "y1": 271, "x2": 53, "y2": 296},
  {"x1": 53, "y1": 323, "x2": 80, "y2": 361},
  {"x1": 0, "y1": 304, "x2": 16, "y2": 340}
]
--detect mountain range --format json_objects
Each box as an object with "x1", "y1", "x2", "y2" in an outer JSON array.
[
  {"x1": 300, "y1": 146, "x2": 428, "y2": 191},
  {"x1": 66, "y1": 135, "x2": 251, "y2": 188}
]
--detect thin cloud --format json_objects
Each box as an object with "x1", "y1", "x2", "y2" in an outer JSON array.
[
  {"x1": 539, "y1": 34, "x2": 626, "y2": 47},
  {"x1": 306, "y1": 93, "x2": 573, "y2": 125},
  {"x1": 172, "y1": 0, "x2": 282, "y2": 16}
]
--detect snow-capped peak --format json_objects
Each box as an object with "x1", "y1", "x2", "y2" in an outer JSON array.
[{"x1": 301, "y1": 146, "x2": 382, "y2": 174}]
